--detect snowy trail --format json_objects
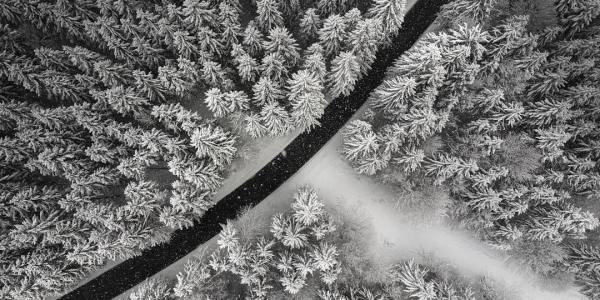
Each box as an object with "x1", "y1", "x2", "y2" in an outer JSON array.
[{"x1": 287, "y1": 134, "x2": 587, "y2": 300}]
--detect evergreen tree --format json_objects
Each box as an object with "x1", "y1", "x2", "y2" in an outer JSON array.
[
  {"x1": 342, "y1": 120, "x2": 380, "y2": 162},
  {"x1": 348, "y1": 18, "x2": 385, "y2": 76},
  {"x1": 204, "y1": 88, "x2": 229, "y2": 118},
  {"x1": 263, "y1": 27, "x2": 301, "y2": 67},
  {"x1": 300, "y1": 8, "x2": 322, "y2": 41},
  {"x1": 196, "y1": 26, "x2": 224, "y2": 57},
  {"x1": 436, "y1": 0, "x2": 498, "y2": 27},
  {"x1": 367, "y1": 0, "x2": 406, "y2": 36},
  {"x1": 235, "y1": 53, "x2": 260, "y2": 83},
  {"x1": 302, "y1": 44, "x2": 328, "y2": 82},
  {"x1": 287, "y1": 70, "x2": 324, "y2": 103},
  {"x1": 255, "y1": 0, "x2": 284, "y2": 32},
  {"x1": 90, "y1": 86, "x2": 150, "y2": 117},
  {"x1": 318, "y1": 14, "x2": 348, "y2": 57},
  {"x1": 182, "y1": 0, "x2": 217, "y2": 30},
  {"x1": 252, "y1": 76, "x2": 285, "y2": 106},
  {"x1": 260, "y1": 53, "x2": 288, "y2": 83},
  {"x1": 317, "y1": 0, "x2": 349, "y2": 16},
  {"x1": 328, "y1": 51, "x2": 360, "y2": 98},
  {"x1": 128, "y1": 278, "x2": 172, "y2": 300},
  {"x1": 242, "y1": 21, "x2": 265, "y2": 56},
  {"x1": 260, "y1": 102, "x2": 291, "y2": 136},
  {"x1": 190, "y1": 124, "x2": 237, "y2": 168},
  {"x1": 241, "y1": 112, "x2": 267, "y2": 138},
  {"x1": 279, "y1": 0, "x2": 301, "y2": 19},
  {"x1": 201, "y1": 60, "x2": 230, "y2": 88},
  {"x1": 218, "y1": 3, "x2": 242, "y2": 49},
  {"x1": 291, "y1": 92, "x2": 327, "y2": 131}
]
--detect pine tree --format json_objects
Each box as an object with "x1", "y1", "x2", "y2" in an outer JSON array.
[
  {"x1": 279, "y1": 0, "x2": 301, "y2": 19},
  {"x1": 300, "y1": 8, "x2": 322, "y2": 41},
  {"x1": 370, "y1": 76, "x2": 417, "y2": 111},
  {"x1": 342, "y1": 120, "x2": 380, "y2": 161},
  {"x1": 437, "y1": 0, "x2": 498, "y2": 27},
  {"x1": 317, "y1": 0, "x2": 349, "y2": 16},
  {"x1": 158, "y1": 60, "x2": 196, "y2": 96},
  {"x1": 394, "y1": 147, "x2": 425, "y2": 173},
  {"x1": 167, "y1": 155, "x2": 223, "y2": 191},
  {"x1": 201, "y1": 60, "x2": 229, "y2": 88},
  {"x1": 182, "y1": 0, "x2": 217, "y2": 30},
  {"x1": 328, "y1": 51, "x2": 360, "y2": 98},
  {"x1": 367, "y1": 0, "x2": 406, "y2": 36},
  {"x1": 392, "y1": 260, "x2": 437, "y2": 300},
  {"x1": 535, "y1": 126, "x2": 572, "y2": 161},
  {"x1": 218, "y1": 3, "x2": 242, "y2": 49},
  {"x1": 190, "y1": 124, "x2": 237, "y2": 168},
  {"x1": 302, "y1": 46, "x2": 328, "y2": 82},
  {"x1": 424, "y1": 154, "x2": 479, "y2": 184},
  {"x1": 204, "y1": 88, "x2": 229, "y2": 118},
  {"x1": 260, "y1": 53, "x2": 288, "y2": 83},
  {"x1": 290, "y1": 91, "x2": 327, "y2": 131},
  {"x1": 348, "y1": 18, "x2": 385, "y2": 76},
  {"x1": 555, "y1": 0, "x2": 600, "y2": 35},
  {"x1": 263, "y1": 27, "x2": 301, "y2": 67},
  {"x1": 252, "y1": 76, "x2": 285, "y2": 106},
  {"x1": 291, "y1": 186, "x2": 324, "y2": 226},
  {"x1": 242, "y1": 21, "x2": 265, "y2": 56},
  {"x1": 132, "y1": 70, "x2": 168, "y2": 102},
  {"x1": 241, "y1": 112, "x2": 266, "y2": 138},
  {"x1": 196, "y1": 26, "x2": 224, "y2": 57},
  {"x1": 255, "y1": 0, "x2": 284, "y2": 32},
  {"x1": 128, "y1": 277, "x2": 172, "y2": 300},
  {"x1": 90, "y1": 86, "x2": 150, "y2": 117},
  {"x1": 173, "y1": 30, "x2": 201, "y2": 61},
  {"x1": 287, "y1": 70, "x2": 324, "y2": 103},
  {"x1": 260, "y1": 102, "x2": 291, "y2": 136},
  {"x1": 223, "y1": 90, "x2": 251, "y2": 114},
  {"x1": 235, "y1": 53, "x2": 260, "y2": 82},
  {"x1": 318, "y1": 14, "x2": 347, "y2": 57}
]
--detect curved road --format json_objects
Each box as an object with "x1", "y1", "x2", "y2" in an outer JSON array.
[{"x1": 60, "y1": 1, "x2": 448, "y2": 299}]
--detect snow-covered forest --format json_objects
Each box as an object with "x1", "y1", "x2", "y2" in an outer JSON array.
[{"x1": 1, "y1": 0, "x2": 600, "y2": 299}]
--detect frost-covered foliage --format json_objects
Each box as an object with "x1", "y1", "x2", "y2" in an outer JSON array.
[{"x1": 341, "y1": 0, "x2": 600, "y2": 283}]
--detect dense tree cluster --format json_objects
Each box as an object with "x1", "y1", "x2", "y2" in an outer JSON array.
[
  {"x1": 0, "y1": 0, "x2": 407, "y2": 298},
  {"x1": 341, "y1": 0, "x2": 600, "y2": 293}
]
